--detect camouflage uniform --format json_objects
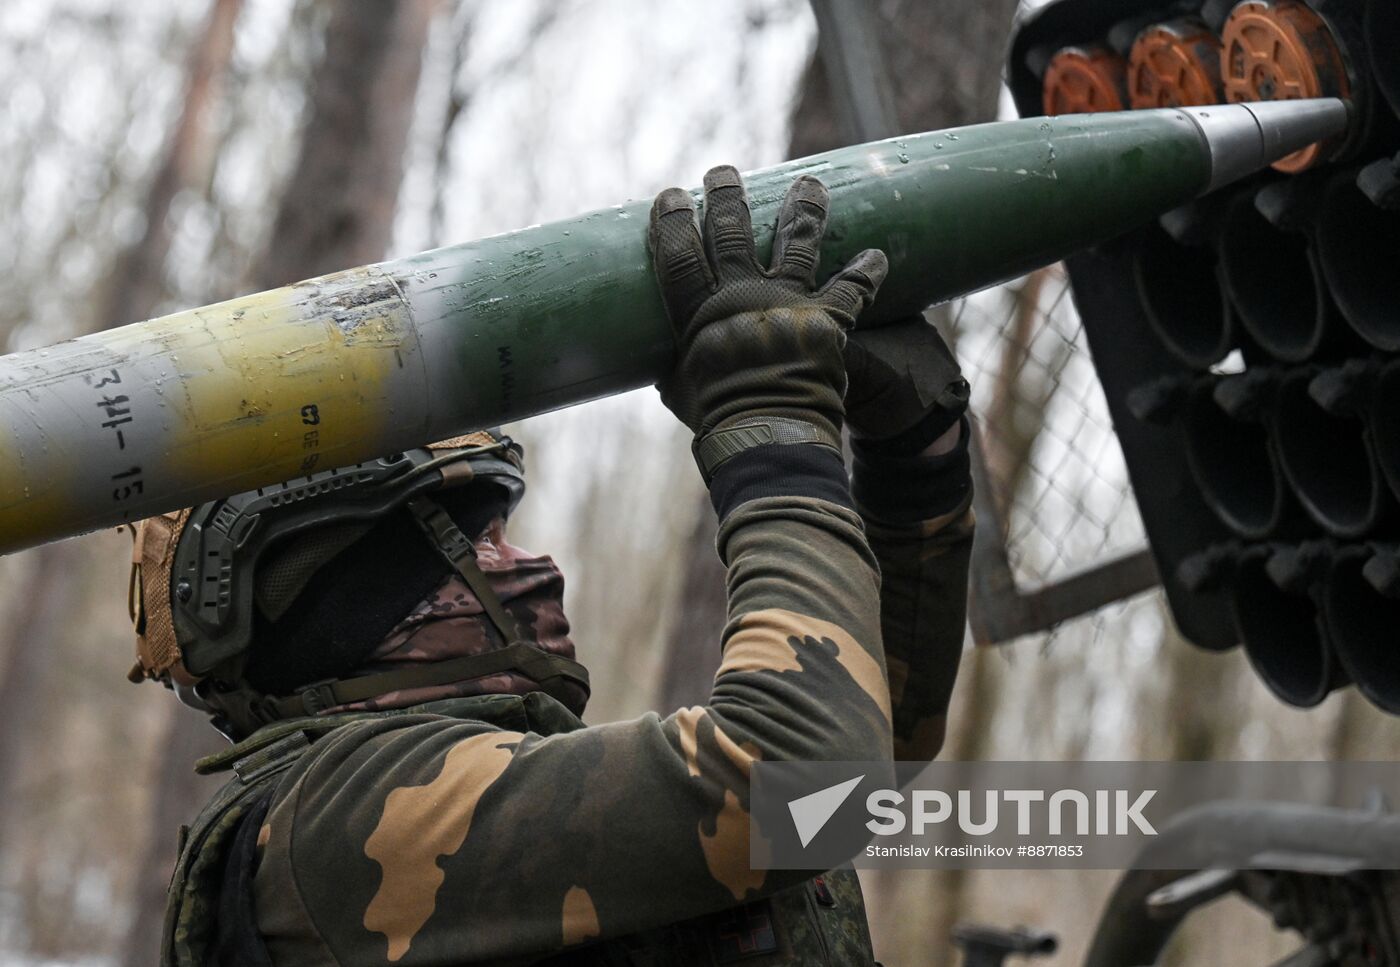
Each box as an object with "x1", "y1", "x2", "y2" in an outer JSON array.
[{"x1": 161, "y1": 470, "x2": 972, "y2": 966}]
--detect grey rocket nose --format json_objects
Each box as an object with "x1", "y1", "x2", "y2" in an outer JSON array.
[{"x1": 1177, "y1": 98, "x2": 1352, "y2": 194}]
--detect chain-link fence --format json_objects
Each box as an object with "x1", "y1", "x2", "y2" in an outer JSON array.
[{"x1": 946, "y1": 266, "x2": 1164, "y2": 647}]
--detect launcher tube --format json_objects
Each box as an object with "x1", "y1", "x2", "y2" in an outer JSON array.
[{"x1": 0, "y1": 100, "x2": 1349, "y2": 552}]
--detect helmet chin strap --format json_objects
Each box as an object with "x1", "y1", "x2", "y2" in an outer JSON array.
[
  {"x1": 197, "y1": 494, "x2": 590, "y2": 740},
  {"x1": 404, "y1": 496, "x2": 529, "y2": 647}
]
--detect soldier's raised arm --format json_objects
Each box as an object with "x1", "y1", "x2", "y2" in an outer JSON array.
[{"x1": 247, "y1": 168, "x2": 896, "y2": 965}]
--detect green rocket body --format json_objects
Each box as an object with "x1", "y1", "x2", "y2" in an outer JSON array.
[{"x1": 0, "y1": 102, "x2": 1348, "y2": 553}]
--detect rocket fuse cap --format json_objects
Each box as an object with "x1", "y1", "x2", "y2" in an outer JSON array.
[
  {"x1": 1128, "y1": 20, "x2": 1224, "y2": 109},
  {"x1": 1177, "y1": 99, "x2": 1351, "y2": 194},
  {"x1": 1043, "y1": 45, "x2": 1128, "y2": 115}
]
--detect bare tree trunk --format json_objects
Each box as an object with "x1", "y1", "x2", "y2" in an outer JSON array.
[
  {"x1": 0, "y1": 549, "x2": 64, "y2": 852},
  {"x1": 252, "y1": 0, "x2": 439, "y2": 289},
  {"x1": 428, "y1": 4, "x2": 477, "y2": 249},
  {"x1": 119, "y1": 706, "x2": 226, "y2": 967},
  {"x1": 119, "y1": 3, "x2": 439, "y2": 962},
  {"x1": 789, "y1": 0, "x2": 1016, "y2": 157},
  {"x1": 100, "y1": 0, "x2": 245, "y2": 328}
]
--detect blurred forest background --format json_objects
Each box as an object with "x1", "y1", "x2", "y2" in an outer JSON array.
[{"x1": 0, "y1": 1, "x2": 1396, "y2": 965}]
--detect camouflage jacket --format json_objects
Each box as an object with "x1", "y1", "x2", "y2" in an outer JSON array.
[{"x1": 164, "y1": 450, "x2": 974, "y2": 966}]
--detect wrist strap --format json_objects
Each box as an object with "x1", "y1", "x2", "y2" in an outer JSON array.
[{"x1": 693, "y1": 417, "x2": 842, "y2": 482}]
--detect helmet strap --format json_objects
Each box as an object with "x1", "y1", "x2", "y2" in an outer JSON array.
[{"x1": 404, "y1": 496, "x2": 526, "y2": 647}]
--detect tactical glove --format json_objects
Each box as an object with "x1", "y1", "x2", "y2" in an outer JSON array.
[
  {"x1": 649, "y1": 165, "x2": 887, "y2": 481},
  {"x1": 843, "y1": 315, "x2": 970, "y2": 455}
]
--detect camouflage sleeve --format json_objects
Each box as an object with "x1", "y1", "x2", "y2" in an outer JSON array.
[
  {"x1": 852, "y1": 422, "x2": 975, "y2": 761},
  {"x1": 251, "y1": 445, "x2": 892, "y2": 966}
]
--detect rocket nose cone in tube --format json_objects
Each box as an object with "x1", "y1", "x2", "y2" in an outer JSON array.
[{"x1": 1181, "y1": 99, "x2": 1352, "y2": 194}]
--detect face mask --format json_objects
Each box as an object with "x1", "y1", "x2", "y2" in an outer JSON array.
[{"x1": 321, "y1": 519, "x2": 586, "y2": 716}]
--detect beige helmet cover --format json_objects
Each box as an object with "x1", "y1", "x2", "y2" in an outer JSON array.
[{"x1": 128, "y1": 508, "x2": 192, "y2": 684}]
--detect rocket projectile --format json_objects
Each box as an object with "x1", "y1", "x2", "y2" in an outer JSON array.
[{"x1": 0, "y1": 99, "x2": 1349, "y2": 553}]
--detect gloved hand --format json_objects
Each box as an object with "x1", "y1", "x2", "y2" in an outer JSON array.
[
  {"x1": 843, "y1": 315, "x2": 969, "y2": 456},
  {"x1": 649, "y1": 165, "x2": 887, "y2": 481}
]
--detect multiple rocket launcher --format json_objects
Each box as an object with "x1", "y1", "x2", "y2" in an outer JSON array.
[{"x1": 1012, "y1": 0, "x2": 1400, "y2": 713}]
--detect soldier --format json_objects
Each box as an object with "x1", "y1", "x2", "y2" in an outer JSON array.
[{"x1": 128, "y1": 166, "x2": 973, "y2": 965}]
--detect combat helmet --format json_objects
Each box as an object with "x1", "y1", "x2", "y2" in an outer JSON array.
[{"x1": 128, "y1": 430, "x2": 589, "y2": 739}]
